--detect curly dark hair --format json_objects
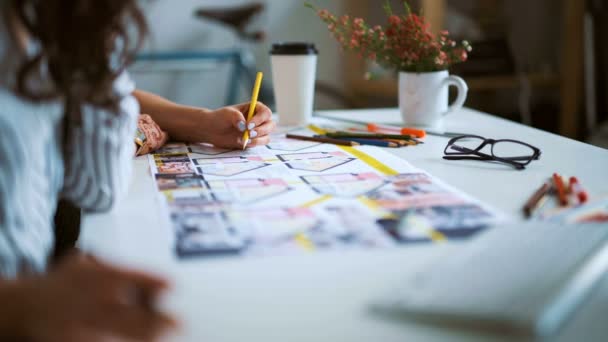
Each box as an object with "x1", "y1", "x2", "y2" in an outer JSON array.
[{"x1": 10, "y1": 0, "x2": 148, "y2": 120}]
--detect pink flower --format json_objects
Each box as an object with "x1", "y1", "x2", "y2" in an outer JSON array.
[
  {"x1": 460, "y1": 50, "x2": 468, "y2": 61},
  {"x1": 388, "y1": 15, "x2": 401, "y2": 26},
  {"x1": 310, "y1": 1, "x2": 471, "y2": 71},
  {"x1": 318, "y1": 9, "x2": 329, "y2": 19}
]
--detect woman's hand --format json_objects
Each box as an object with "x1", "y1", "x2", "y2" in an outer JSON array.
[
  {"x1": 198, "y1": 102, "x2": 275, "y2": 149},
  {"x1": 20, "y1": 256, "x2": 177, "y2": 342},
  {"x1": 133, "y1": 90, "x2": 276, "y2": 148}
]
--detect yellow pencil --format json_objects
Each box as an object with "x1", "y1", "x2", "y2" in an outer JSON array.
[{"x1": 242, "y1": 72, "x2": 264, "y2": 150}]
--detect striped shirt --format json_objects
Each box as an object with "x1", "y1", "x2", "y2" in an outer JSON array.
[{"x1": 0, "y1": 17, "x2": 138, "y2": 278}]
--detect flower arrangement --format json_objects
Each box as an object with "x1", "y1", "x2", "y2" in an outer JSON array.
[{"x1": 305, "y1": 1, "x2": 472, "y2": 73}]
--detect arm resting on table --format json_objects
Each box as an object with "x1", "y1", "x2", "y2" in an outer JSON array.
[{"x1": 133, "y1": 89, "x2": 213, "y2": 143}]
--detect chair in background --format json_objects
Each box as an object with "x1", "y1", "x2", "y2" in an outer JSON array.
[
  {"x1": 133, "y1": 2, "x2": 357, "y2": 109},
  {"x1": 133, "y1": 3, "x2": 270, "y2": 106}
]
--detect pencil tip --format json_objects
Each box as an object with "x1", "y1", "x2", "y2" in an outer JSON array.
[{"x1": 242, "y1": 139, "x2": 249, "y2": 150}]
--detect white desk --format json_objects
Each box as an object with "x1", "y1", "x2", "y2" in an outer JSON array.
[{"x1": 80, "y1": 108, "x2": 608, "y2": 342}]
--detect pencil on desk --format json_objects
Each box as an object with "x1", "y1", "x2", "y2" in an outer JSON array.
[
  {"x1": 286, "y1": 134, "x2": 360, "y2": 146},
  {"x1": 367, "y1": 123, "x2": 427, "y2": 139},
  {"x1": 386, "y1": 138, "x2": 421, "y2": 146},
  {"x1": 242, "y1": 72, "x2": 263, "y2": 150},
  {"x1": 346, "y1": 128, "x2": 419, "y2": 145},
  {"x1": 553, "y1": 173, "x2": 569, "y2": 206},
  {"x1": 523, "y1": 180, "x2": 553, "y2": 218},
  {"x1": 384, "y1": 138, "x2": 408, "y2": 146},
  {"x1": 325, "y1": 132, "x2": 422, "y2": 144},
  {"x1": 328, "y1": 136, "x2": 400, "y2": 148}
]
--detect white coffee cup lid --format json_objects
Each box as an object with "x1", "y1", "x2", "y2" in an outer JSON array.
[{"x1": 270, "y1": 42, "x2": 318, "y2": 55}]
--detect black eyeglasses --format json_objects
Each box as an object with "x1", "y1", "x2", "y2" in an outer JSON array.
[{"x1": 443, "y1": 135, "x2": 541, "y2": 170}]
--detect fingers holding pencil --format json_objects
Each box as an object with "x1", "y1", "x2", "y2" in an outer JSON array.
[
  {"x1": 242, "y1": 72, "x2": 264, "y2": 149},
  {"x1": 234, "y1": 101, "x2": 274, "y2": 148}
]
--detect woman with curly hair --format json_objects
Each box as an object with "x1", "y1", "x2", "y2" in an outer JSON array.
[{"x1": 0, "y1": 0, "x2": 274, "y2": 340}]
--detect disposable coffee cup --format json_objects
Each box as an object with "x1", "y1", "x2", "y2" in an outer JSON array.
[{"x1": 270, "y1": 42, "x2": 318, "y2": 126}]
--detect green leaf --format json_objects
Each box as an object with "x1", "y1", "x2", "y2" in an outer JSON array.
[
  {"x1": 403, "y1": 1, "x2": 411, "y2": 15},
  {"x1": 383, "y1": 0, "x2": 393, "y2": 16}
]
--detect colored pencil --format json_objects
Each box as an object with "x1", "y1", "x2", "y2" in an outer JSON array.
[
  {"x1": 344, "y1": 129, "x2": 420, "y2": 146},
  {"x1": 523, "y1": 180, "x2": 553, "y2": 218},
  {"x1": 242, "y1": 72, "x2": 263, "y2": 150},
  {"x1": 367, "y1": 123, "x2": 426, "y2": 138},
  {"x1": 313, "y1": 113, "x2": 468, "y2": 138},
  {"x1": 286, "y1": 134, "x2": 360, "y2": 146},
  {"x1": 385, "y1": 138, "x2": 409, "y2": 146},
  {"x1": 553, "y1": 173, "x2": 569, "y2": 206},
  {"x1": 329, "y1": 136, "x2": 400, "y2": 148},
  {"x1": 324, "y1": 132, "x2": 418, "y2": 141},
  {"x1": 386, "y1": 138, "x2": 421, "y2": 146}
]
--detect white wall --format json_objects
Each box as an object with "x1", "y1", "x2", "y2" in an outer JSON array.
[{"x1": 135, "y1": 0, "x2": 346, "y2": 110}]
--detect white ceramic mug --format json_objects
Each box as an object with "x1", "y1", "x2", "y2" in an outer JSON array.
[
  {"x1": 270, "y1": 42, "x2": 318, "y2": 126},
  {"x1": 398, "y1": 70, "x2": 468, "y2": 129}
]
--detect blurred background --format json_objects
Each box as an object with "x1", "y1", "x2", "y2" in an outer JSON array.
[{"x1": 134, "y1": 0, "x2": 607, "y2": 147}]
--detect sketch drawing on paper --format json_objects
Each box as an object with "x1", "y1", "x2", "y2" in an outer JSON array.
[
  {"x1": 277, "y1": 152, "x2": 355, "y2": 172},
  {"x1": 193, "y1": 156, "x2": 271, "y2": 177},
  {"x1": 301, "y1": 173, "x2": 387, "y2": 197},
  {"x1": 206, "y1": 178, "x2": 292, "y2": 204}
]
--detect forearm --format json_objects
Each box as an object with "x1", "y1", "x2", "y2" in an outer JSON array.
[
  {"x1": 0, "y1": 281, "x2": 29, "y2": 339},
  {"x1": 133, "y1": 90, "x2": 211, "y2": 142}
]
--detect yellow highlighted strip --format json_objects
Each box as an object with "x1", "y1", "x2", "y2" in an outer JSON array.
[
  {"x1": 340, "y1": 146, "x2": 399, "y2": 176},
  {"x1": 308, "y1": 124, "x2": 399, "y2": 176},
  {"x1": 163, "y1": 192, "x2": 174, "y2": 202},
  {"x1": 308, "y1": 124, "x2": 328, "y2": 135},
  {"x1": 429, "y1": 230, "x2": 447, "y2": 242},
  {"x1": 357, "y1": 196, "x2": 396, "y2": 219},
  {"x1": 295, "y1": 233, "x2": 315, "y2": 251},
  {"x1": 300, "y1": 194, "x2": 333, "y2": 208},
  {"x1": 357, "y1": 196, "x2": 381, "y2": 211}
]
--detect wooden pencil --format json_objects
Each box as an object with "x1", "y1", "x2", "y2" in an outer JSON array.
[
  {"x1": 286, "y1": 134, "x2": 360, "y2": 146},
  {"x1": 325, "y1": 131, "x2": 418, "y2": 141},
  {"x1": 385, "y1": 138, "x2": 409, "y2": 146},
  {"x1": 329, "y1": 136, "x2": 400, "y2": 148},
  {"x1": 523, "y1": 181, "x2": 553, "y2": 218},
  {"x1": 341, "y1": 129, "x2": 422, "y2": 144}
]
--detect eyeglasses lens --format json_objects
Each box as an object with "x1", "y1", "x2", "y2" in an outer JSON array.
[
  {"x1": 449, "y1": 136, "x2": 486, "y2": 154},
  {"x1": 491, "y1": 141, "x2": 535, "y2": 160}
]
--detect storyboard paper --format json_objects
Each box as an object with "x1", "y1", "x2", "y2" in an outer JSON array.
[{"x1": 148, "y1": 128, "x2": 503, "y2": 258}]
